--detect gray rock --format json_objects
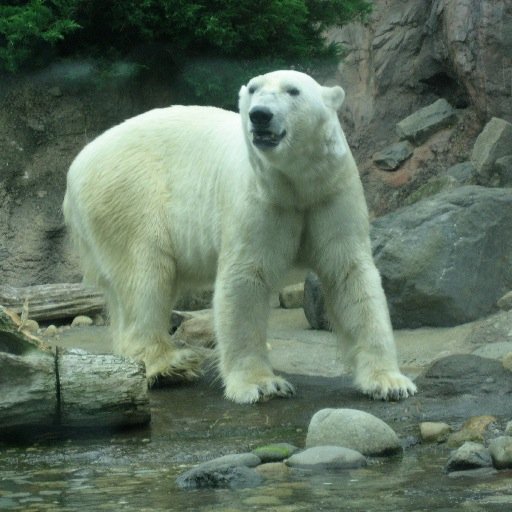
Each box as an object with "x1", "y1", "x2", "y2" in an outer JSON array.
[
  {"x1": 489, "y1": 436, "x2": 512, "y2": 469},
  {"x1": 396, "y1": 99, "x2": 457, "y2": 144},
  {"x1": 419, "y1": 422, "x2": 451, "y2": 443},
  {"x1": 403, "y1": 175, "x2": 458, "y2": 206},
  {"x1": 415, "y1": 355, "x2": 512, "y2": 398},
  {"x1": 303, "y1": 272, "x2": 330, "y2": 330},
  {"x1": 200, "y1": 453, "x2": 261, "y2": 469},
  {"x1": 373, "y1": 141, "x2": 414, "y2": 171},
  {"x1": 495, "y1": 155, "x2": 512, "y2": 187},
  {"x1": 372, "y1": 186, "x2": 512, "y2": 327},
  {"x1": 286, "y1": 446, "x2": 366, "y2": 469},
  {"x1": 505, "y1": 420, "x2": 512, "y2": 436},
  {"x1": 252, "y1": 443, "x2": 299, "y2": 463},
  {"x1": 447, "y1": 467, "x2": 498, "y2": 479},
  {"x1": 278, "y1": 283, "x2": 304, "y2": 309},
  {"x1": 176, "y1": 464, "x2": 262, "y2": 489},
  {"x1": 471, "y1": 118, "x2": 512, "y2": 182},
  {"x1": 446, "y1": 442, "x2": 492, "y2": 472},
  {"x1": 305, "y1": 408, "x2": 401, "y2": 456},
  {"x1": 445, "y1": 161, "x2": 476, "y2": 185},
  {"x1": 175, "y1": 452, "x2": 262, "y2": 489},
  {"x1": 497, "y1": 291, "x2": 512, "y2": 311}
]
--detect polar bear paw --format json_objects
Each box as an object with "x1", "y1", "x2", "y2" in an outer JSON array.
[
  {"x1": 224, "y1": 371, "x2": 295, "y2": 404},
  {"x1": 145, "y1": 346, "x2": 207, "y2": 385},
  {"x1": 355, "y1": 369, "x2": 417, "y2": 401}
]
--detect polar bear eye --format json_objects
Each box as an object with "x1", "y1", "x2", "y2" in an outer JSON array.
[
  {"x1": 248, "y1": 86, "x2": 256, "y2": 95},
  {"x1": 287, "y1": 87, "x2": 300, "y2": 96}
]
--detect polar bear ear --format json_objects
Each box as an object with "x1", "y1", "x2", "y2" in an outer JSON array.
[{"x1": 322, "y1": 85, "x2": 345, "y2": 111}]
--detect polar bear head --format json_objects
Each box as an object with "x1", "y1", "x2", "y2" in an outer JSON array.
[{"x1": 239, "y1": 70, "x2": 345, "y2": 163}]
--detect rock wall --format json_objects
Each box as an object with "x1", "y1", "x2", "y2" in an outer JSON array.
[
  {"x1": 330, "y1": 0, "x2": 511, "y2": 216},
  {"x1": 333, "y1": 0, "x2": 511, "y2": 143},
  {"x1": 0, "y1": 63, "x2": 175, "y2": 286}
]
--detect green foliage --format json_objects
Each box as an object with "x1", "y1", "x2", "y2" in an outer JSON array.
[
  {"x1": 0, "y1": 0, "x2": 80, "y2": 71},
  {"x1": 0, "y1": 0, "x2": 372, "y2": 105}
]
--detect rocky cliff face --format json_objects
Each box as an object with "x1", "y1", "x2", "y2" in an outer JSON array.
[
  {"x1": 331, "y1": 0, "x2": 511, "y2": 216},
  {"x1": 334, "y1": 0, "x2": 511, "y2": 140}
]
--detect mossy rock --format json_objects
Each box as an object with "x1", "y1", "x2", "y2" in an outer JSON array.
[{"x1": 251, "y1": 443, "x2": 299, "y2": 463}]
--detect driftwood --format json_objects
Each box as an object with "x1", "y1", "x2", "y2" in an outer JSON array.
[
  {"x1": 0, "y1": 306, "x2": 150, "y2": 433},
  {"x1": 0, "y1": 283, "x2": 105, "y2": 322}
]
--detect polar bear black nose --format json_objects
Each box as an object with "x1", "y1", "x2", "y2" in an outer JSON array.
[{"x1": 249, "y1": 107, "x2": 273, "y2": 126}]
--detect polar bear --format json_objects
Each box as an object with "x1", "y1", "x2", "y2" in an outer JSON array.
[{"x1": 63, "y1": 70, "x2": 416, "y2": 403}]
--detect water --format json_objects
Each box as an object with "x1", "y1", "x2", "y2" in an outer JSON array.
[
  {"x1": 1, "y1": 438, "x2": 511, "y2": 511},
  {"x1": 2, "y1": 381, "x2": 511, "y2": 512}
]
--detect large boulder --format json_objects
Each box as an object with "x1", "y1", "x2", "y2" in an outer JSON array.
[{"x1": 372, "y1": 186, "x2": 512, "y2": 327}]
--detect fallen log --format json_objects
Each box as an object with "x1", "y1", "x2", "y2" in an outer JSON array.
[
  {"x1": 0, "y1": 306, "x2": 150, "y2": 433},
  {"x1": 0, "y1": 283, "x2": 105, "y2": 322}
]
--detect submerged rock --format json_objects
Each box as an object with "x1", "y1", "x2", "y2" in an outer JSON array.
[
  {"x1": 446, "y1": 442, "x2": 492, "y2": 472},
  {"x1": 176, "y1": 464, "x2": 262, "y2": 489},
  {"x1": 176, "y1": 452, "x2": 262, "y2": 489},
  {"x1": 286, "y1": 446, "x2": 366, "y2": 470},
  {"x1": 489, "y1": 436, "x2": 512, "y2": 469}
]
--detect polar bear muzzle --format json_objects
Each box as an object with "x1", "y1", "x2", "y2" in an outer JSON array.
[{"x1": 249, "y1": 106, "x2": 286, "y2": 149}]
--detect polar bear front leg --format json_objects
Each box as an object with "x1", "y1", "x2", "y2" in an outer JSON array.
[
  {"x1": 320, "y1": 261, "x2": 417, "y2": 400},
  {"x1": 214, "y1": 268, "x2": 295, "y2": 404},
  {"x1": 306, "y1": 198, "x2": 416, "y2": 401}
]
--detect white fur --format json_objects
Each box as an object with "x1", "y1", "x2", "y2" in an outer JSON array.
[{"x1": 63, "y1": 70, "x2": 416, "y2": 403}]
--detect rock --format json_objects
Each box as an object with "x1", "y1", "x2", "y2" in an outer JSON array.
[
  {"x1": 19, "y1": 319, "x2": 39, "y2": 333},
  {"x1": 71, "y1": 315, "x2": 93, "y2": 327},
  {"x1": 447, "y1": 416, "x2": 497, "y2": 448},
  {"x1": 254, "y1": 462, "x2": 290, "y2": 480},
  {"x1": 303, "y1": 272, "x2": 330, "y2": 330},
  {"x1": 494, "y1": 155, "x2": 512, "y2": 187},
  {"x1": 446, "y1": 442, "x2": 493, "y2": 473},
  {"x1": 488, "y1": 436, "x2": 512, "y2": 469},
  {"x1": 419, "y1": 422, "x2": 451, "y2": 443},
  {"x1": 372, "y1": 186, "x2": 512, "y2": 327},
  {"x1": 175, "y1": 290, "x2": 213, "y2": 311},
  {"x1": 415, "y1": 355, "x2": 512, "y2": 399},
  {"x1": 278, "y1": 283, "x2": 304, "y2": 309},
  {"x1": 505, "y1": 420, "x2": 512, "y2": 436},
  {"x1": 447, "y1": 467, "x2": 498, "y2": 479},
  {"x1": 252, "y1": 443, "x2": 299, "y2": 463},
  {"x1": 503, "y1": 352, "x2": 512, "y2": 372},
  {"x1": 176, "y1": 464, "x2": 262, "y2": 490},
  {"x1": 472, "y1": 342, "x2": 512, "y2": 361},
  {"x1": 403, "y1": 175, "x2": 458, "y2": 206},
  {"x1": 43, "y1": 324, "x2": 58, "y2": 337},
  {"x1": 175, "y1": 452, "x2": 262, "y2": 489},
  {"x1": 396, "y1": 99, "x2": 456, "y2": 144},
  {"x1": 200, "y1": 453, "x2": 261, "y2": 469},
  {"x1": 93, "y1": 314, "x2": 106, "y2": 326},
  {"x1": 497, "y1": 291, "x2": 512, "y2": 311},
  {"x1": 373, "y1": 141, "x2": 414, "y2": 171},
  {"x1": 445, "y1": 162, "x2": 477, "y2": 185},
  {"x1": 471, "y1": 118, "x2": 512, "y2": 183},
  {"x1": 305, "y1": 408, "x2": 401, "y2": 456},
  {"x1": 286, "y1": 446, "x2": 366, "y2": 470},
  {"x1": 171, "y1": 309, "x2": 215, "y2": 348}
]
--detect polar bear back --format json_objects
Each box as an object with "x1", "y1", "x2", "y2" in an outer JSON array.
[{"x1": 64, "y1": 106, "x2": 250, "y2": 287}]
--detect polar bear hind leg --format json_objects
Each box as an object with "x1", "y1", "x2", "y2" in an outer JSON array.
[{"x1": 107, "y1": 257, "x2": 204, "y2": 383}]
